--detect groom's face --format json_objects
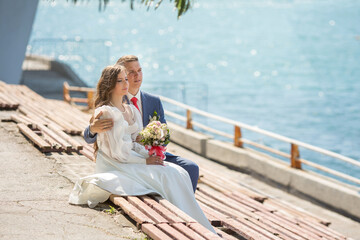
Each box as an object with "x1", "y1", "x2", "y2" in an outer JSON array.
[{"x1": 124, "y1": 61, "x2": 142, "y2": 94}]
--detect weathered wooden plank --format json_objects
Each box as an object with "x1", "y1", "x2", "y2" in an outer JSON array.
[
  {"x1": 127, "y1": 196, "x2": 168, "y2": 224},
  {"x1": 11, "y1": 114, "x2": 32, "y2": 127},
  {"x1": 199, "y1": 173, "x2": 266, "y2": 202},
  {"x1": 37, "y1": 124, "x2": 72, "y2": 151},
  {"x1": 17, "y1": 123, "x2": 52, "y2": 152},
  {"x1": 200, "y1": 201, "x2": 299, "y2": 240},
  {"x1": 109, "y1": 195, "x2": 154, "y2": 224},
  {"x1": 46, "y1": 114, "x2": 77, "y2": 135},
  {"x1": 198, "y1": 186, "x2": 258, "y2": 213},
  {"x1": 156, "y1": 223, "x2": 190, "y2": 240},
  {"x1": 229, "y1": 192, "x2": 277, "y2": 213},
  {"x1": 200, "y1": 206, "x2": 222, "y2": 227},
  {"x1": 197, "y1": 192, "x2": 298, "y2": 240},
  {"x1": 18, "y1": 106, "x2": 49, "y2": 126},
  {"x1": 196, "y1": 191, "x2": 251, "y2": 220},
  {"x1": 171, "y1": 223, "x2": 207, "y2": 240},
  {"x1": 188, "y1": 223, "x2": 222, "y2": 240},
  {"x1": 274, "y1": 211, "x2": 345, "y2": 240},
  {"x1": 153, "y1": 195, "x2": 197, "y2": 223},
  {"x1": 47, "y1": 123, "x2": 83, "y2": 151},
  {"x1": 142, "y1": 224, "x2": 173, "y2": 240},
  {"x1": 214, "y1": 228, "x2": 238, "y2": 240},
  {"x1": 256, "y1": 211, "x2": 323, "y2": 240},
  {"x1": 263, "y1": 198, "x2": 331, "y2": 226},
  {"x1": 41, "y1": 131, "x2": 64, "y2": 152},
  {"x1": 140, "y1": 195, "x2": 185, "y2": 223},
  {"x1": 80, "y1": 148, "x2": 95, "y2": 161},
  {"x1": 221, "y1": 219, "x2": 274, "y2": 240},
  {"x1": 200, "y1": 168, "x2": 267, "y2": 201}
]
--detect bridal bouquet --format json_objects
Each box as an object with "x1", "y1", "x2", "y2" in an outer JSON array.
[{"x1": 139, "y1": 112, "x2": 170, "y2": 160}]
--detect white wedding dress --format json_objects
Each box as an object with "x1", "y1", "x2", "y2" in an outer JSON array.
[{"x1": 69, "y1": 105, "x2": 215, "y2": 233}]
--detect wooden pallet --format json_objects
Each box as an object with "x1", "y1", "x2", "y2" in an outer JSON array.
[{"x1": 110, "y1": 195, "x2": 223, "y2": 240}]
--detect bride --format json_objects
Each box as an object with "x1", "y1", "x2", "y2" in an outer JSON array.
[{"x1": 69, "y1": 65, "x2": 216, "y2": 233}]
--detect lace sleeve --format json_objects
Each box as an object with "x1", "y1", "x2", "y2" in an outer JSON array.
[{"x1": 96, "y1": 105, "x2": 146, "y2": 164}]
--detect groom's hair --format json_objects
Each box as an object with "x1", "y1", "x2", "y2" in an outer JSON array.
[{"x1": 115, "y1": 55, "x2": 138, "y2": 66}]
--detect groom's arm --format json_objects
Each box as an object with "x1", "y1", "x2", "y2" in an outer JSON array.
[{"x1": 84, "y1": 125, "x2": 97, "y2": 144}]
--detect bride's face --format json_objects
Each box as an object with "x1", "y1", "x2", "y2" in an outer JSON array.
[{"x1": 113, "y1": 71, "x2": 128, "y2": 97}]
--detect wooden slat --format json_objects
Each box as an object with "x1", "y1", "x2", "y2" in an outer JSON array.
[
  {"x1": 171, "y1": 223, "x2": 207, "y2": 240},
  {"x1": 255, "y1": 211, "x2": 322, "y2": 240},
  {"x1": 79, "y1": 148, "x2": 95, "y2": 161},
  {"x1": 153, "y1": 195, "x2": 197, "y2": 223},
  {"x1": 221, "y1": 219, "x2": 278, "y2": 240},
  {"x1": 17, "y1": 123, "x2": 51, "y2": 152},
  {"x1": 41, "y1": 131, "x2": 64, "y2": 152},
  {"x1": 140, "y1": 196, "x2": 185, "y2": 223},
  {"x1": 18, "y1": 106, "x2": 49, "y2": 126},
  {"x1": 188, "y1": 223, "x2": 221, "y2": 240},
  {"x1": 263, "y1": 198, "x2": 331, "y2": 226},
  {"x1": 229, "y1": 192, "x2": 277, "y2": 213},
  {"x1": 200, "y1": 205, "x2": 222, "y2": 227},
  {"x1": 141, "y1": 223, "x2": 173, "y2": 240},
  {"x1": 37, "y1": 124, "x2": 73, "y2": 151},
  {"x1": 196, "y1": 192, "x2": 301, "y2": 240},
  {"x1": 214, "y1": 228, "x2": 238, "y2": 240},
  {"x1": 156, "y1": 223, "x2": 190, "y2": 240},
  {"x1": 47, "y1": 123, "x2": 83, "y2": 151},
  {"x1": 200, "y1": 168, "x2": 266, "y2": 201},
  {"x1": 46, "y1": 114, "x2": 79, "y2": 135},
  {"x1": 11, "y1": 114, "x2": 32, "y2": 127},
  {"x1": 109, "y1": 195, "x2": 154, "y2": 224},
  {"x1": 198, "y1": 201, "x2": 299, "y2": 240},
  {"x1": 127, "y1": 196, "x2": 169, "y2": 224},
  {"x1": 274, "y1": 211, "x2": 345, "y2": 240}
]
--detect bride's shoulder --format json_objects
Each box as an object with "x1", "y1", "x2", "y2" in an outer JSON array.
[{"x1": 95, "y1": 105, "x2": 122, "y2": 121}]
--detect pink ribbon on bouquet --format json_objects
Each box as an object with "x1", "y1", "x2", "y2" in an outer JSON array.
[{"x1": 146, "y1": 145, "x2": 167, "y2": 160}]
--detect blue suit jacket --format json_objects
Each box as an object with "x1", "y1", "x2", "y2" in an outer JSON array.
[{"x1": 84, "y1": 91, "x2": 166, "y2": 144}]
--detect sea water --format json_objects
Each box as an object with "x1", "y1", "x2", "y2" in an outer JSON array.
[{"x1": 28, "y1": 0, "x2": 360, "y2": 185}]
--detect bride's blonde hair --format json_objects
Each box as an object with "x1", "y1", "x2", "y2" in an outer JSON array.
[{"x1": 93, "y1": 65, "x2": 126, "y2": 155}]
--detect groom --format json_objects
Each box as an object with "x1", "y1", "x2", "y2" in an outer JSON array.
[{"x1": 84, "y1": 55, "x2": 200, "y2": 193}]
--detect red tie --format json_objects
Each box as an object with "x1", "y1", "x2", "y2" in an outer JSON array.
[{"x1": 131, "y1": 97, "x2": 140, "y2": 112}]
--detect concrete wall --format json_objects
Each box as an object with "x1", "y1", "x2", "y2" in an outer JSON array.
[
  {"x1": 0, "y1": 0, "x2": 39, "y2": 84},
  {"x1": 168, "y1": 122, "x2": 360, "y2": 220}
]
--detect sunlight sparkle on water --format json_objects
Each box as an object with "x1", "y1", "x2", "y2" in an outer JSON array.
[
  {"x1": 254, "y1": 71, "x2": 261, "y2": 77},
  {"x1": 153, "y1": 63, "x2": 159, "y2": 69}
]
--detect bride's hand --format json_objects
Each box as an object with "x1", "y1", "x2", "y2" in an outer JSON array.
[
  {"x1": 135, "y1": 135, "x2": 143, "y2": 145},
  {"x1": 146, "y1": 156, "x2": 163, "y2": 165}
]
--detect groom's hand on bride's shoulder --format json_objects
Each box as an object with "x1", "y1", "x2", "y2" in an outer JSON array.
[
  {"x1": 89, "y1": 111, "x2": 114, "y2": 134},
  {"x1": 146, "y1": 156, "x2": 164, "y2": 166}
]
